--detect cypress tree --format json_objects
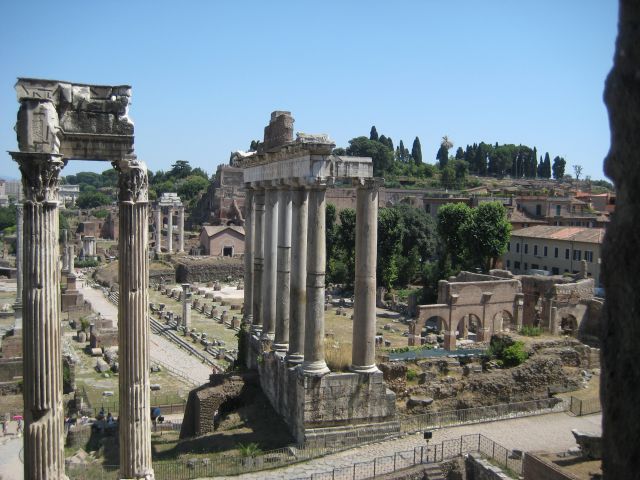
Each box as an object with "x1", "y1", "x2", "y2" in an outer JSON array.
[
  {"x1": 370, "y1": 126, "x2": 379, "y2": 141},
  {"x1": 412, "y1": 137, "x2": 423, "y2": 164}
]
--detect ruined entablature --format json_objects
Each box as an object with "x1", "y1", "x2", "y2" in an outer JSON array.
[{"x1": 15, "y1": 78, "x2": 134, "y2": 161}]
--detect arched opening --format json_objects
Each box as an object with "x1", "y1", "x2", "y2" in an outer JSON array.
[
  {"x1": 492, "y1": 310, "x2": 514, "y2": 333},
  {"x1": 422, "y1": 315, "x2": 447, "y2": 344},
  {"x1": 561, "y1": 314, "x2": 578, "y2": 335}
]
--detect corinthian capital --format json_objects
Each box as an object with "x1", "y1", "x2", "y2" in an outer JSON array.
[
  {"x1": 114, "y1": 156, "x2": 149, "y2": 203},
  {"x1": 10, "y1": 152, "x2": 65, "y2": 204}
]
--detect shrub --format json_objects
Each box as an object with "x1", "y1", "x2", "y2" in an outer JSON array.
[
  {"x1": 501, "y1": 341, "x2": 528, "y2": 367},
  {"x1": 237, "y1": 442, "x2": 262, "y2": 457},
  {"x1": 406, "y1": 368, "x2": 418, "y2": 381},
  {"x1": 520, "y1": 325, "x2": 542, "y2": 337},
  {"x1": 325, "y1": 341, "x2": 351, "y2": 372}
]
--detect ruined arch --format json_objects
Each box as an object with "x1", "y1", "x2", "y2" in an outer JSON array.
[{"x1": 492, "y1": 309, "x2": 514, "y2": 333}]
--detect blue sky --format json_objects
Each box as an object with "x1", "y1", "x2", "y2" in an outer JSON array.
[{"x1": 0, "y1": 1, "x2": 618, "y2": 180}]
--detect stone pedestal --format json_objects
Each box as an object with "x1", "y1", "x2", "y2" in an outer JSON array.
[
  {"x1": 303, "y1": 186, "x2": 329, "y2": 376},
  {"x1": 287, "y1": 186, "x2": 308, "y2": 365},
  {"x1": 12, "y1": 152, "x2": 67, "y2": 480},
  {"x1": 351, "y1": 180, "x2": 379, "y2": 373},
  {"x1": 115, "y1": 158, "x2": 154, "y2": 480},
  {"x1": 262, "y1": 186, "x2": 278, "y2": 341},
  {"x1": 274, "y1": 186, "x2": 291, "y2": 351}
]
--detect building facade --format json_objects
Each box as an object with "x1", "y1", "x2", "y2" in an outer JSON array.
[{"x1": 503, "y1": 226, "x2": 604, "y2": 285}]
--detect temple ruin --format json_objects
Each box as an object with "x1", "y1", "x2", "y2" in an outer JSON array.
[
  {"x1": 11, "y1": 78, "x2": 154, "y2": 479},
  {"x1": 235, "y1": 111, "x2": 397, "y2": 444},
  {"x1": 154, "y1": 192, "x2": 185, "y2": 254}
]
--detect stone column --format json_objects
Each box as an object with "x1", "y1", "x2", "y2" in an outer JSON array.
[
  {"x1": 61, "y1": 229, "x2": 69, "y2": 274},
  {"x1": 252, "y1": 187, "x2": 265, "y2": 333},
  {"x1": 303, "y1": 184, "x2": 330, "y2": 376},
  {"x1": 178, "y1": 206, "x2": 185, "y2": 253},
  {"x1": 167, "y1": 206, "x2": 173, "y2": 253},
  {"x1": 67, "y1": 245, "x2": 75, "y2": 272},
  {"x1": 155, "y1": 207, "x2": 162, "y2": 254},
  {"x1": 13, "y1": 202, "x2": 23, "y2": 330},
  {"x1": 262, "y1": 184, "x2": 279, "y2": 340},
  {"x1": 12, "y1": 152, "x2": 67, "y2": 480},
  {"x1": 115, "y1": 157, "x2": 154, "y2": 480},
  {"x1": 351, "y1": 179, "x2": 380, "y2": 373},
  {"x1": 182, "y1": 284, "x2": 192, "y2": 329},
  {"x1": 274, "y1": 185, "x2": 292, "y2": 351},
  {"x1": 243, "y1": 187, "x2": 254, "y2": 325},
  {"x1": 287, "y1": 185, "x2": 308, "y2": 364}
]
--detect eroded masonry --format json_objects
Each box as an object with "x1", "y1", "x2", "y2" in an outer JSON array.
[
  {"x1": 237, "y1": 112, "x2": 397, "y2": 444},
  {"x1": 11, "y1": 78, "x2": 154, "y2": 480}
]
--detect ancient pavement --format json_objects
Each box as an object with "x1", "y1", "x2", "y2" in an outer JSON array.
[
  {"x1": 218, "y1": 412, "x2": 602, "y2": 480},
  {"x1": 79, "y1": 283, "x2": 211, "y2": 385}
]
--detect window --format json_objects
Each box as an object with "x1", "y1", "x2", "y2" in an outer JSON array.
[
  {"x1": 507, "y1": 242, "x2": 511, "y2": 252},
  {"x1": 531, "y1": 264, "x2": 539, "y2": 269},
  {"x1": 524, "y1": 263, "x2": 529, "y2": 270},
  {"x1": 533, "y1": 245, "x2": 538, "y2": 256},
  {"x1": 556, "y1": 205, "x2": 561, "y2": 216},
  {"x1": 514, "y1": 261, "x2": 520, "y2": 270},
  {"x1": 565, "y1": 249, "x2": 570, "y2": 260},
  {"x1": 506, "y1": 260, "x2": 511, "y2": 268},
  {"x1": 516, "y1": 243, "x2": 520, "y2": 253},
  {"x1": 552, "y1": 267, "x2": 559, "y2": 275},
  {"x1": 554, "y1": 247, "x2": 559, "y2": 258},
  {"x1": 585, "y1": 250, "x2": 593, "y2": 262},
  {"x1": 524, "y1": 244, "x2": 529, "y2": 254},
  {"x1": 536, "y1": 204, "x2": 542, "y2": 216},
  {"x1": 425, "y1": 204, "x2": 431, "y2": 213},
  {"x1": 543, "y1": 246, "x2": 548, "y2": 257},
  {"x1": 573, "y1": 250, "x2": 582, "y2": 261}
]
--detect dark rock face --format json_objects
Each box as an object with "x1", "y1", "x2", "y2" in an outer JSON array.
[{"x1": 601, "y1": 2, "x2": 640, "y2": 478}]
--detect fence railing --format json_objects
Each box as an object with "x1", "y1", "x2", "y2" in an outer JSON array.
[
  {"x1": 66, "y1": 434, "x2": 521, "y2": 480},
  {"x1": 569, "y1": 396, "x2": 601, "y2": 416}
]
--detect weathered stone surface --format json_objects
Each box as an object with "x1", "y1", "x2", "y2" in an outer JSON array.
[{"x1": 572, "y1": 429, "x2": 603, "y2": 460}]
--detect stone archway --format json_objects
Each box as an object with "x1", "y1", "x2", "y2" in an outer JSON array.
[
  {"x1": 561, "y1": 314, "x2": 578, "y2": 336},
  {"x1": 492, "y1": 310, "x2": 515, "y2": 333}
]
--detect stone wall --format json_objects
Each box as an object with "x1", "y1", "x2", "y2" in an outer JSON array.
[
  {"x1": 175, "y1": 256, "x2": 244, "y2": 283},
  {"x1": 523, "y1": 452, "x2": 576, "y2": 480},
  {"x1": 0, "y1": 359, "x2": 22, "y2": 381},
  {"x1": 465, "y1": 453, "x2": 512, "y2": 480}
]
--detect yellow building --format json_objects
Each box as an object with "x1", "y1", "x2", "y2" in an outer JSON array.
[{"x1": 503, "y1": 226, "x2": 605, "y2": 286}]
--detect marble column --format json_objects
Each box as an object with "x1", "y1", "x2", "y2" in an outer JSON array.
[
  {"x1": 182, "y1": 284, "x2": 192, "y2": 329},
  {"x1": 115, "y1": 157, "x2": 154, "y2": 480},
  {"x1": 252, "y1": 187, "x2": 265, "y2": 333},
  {"x1": 12, "y1": 152, "x2": 67, "y2": 479},
  {"x1": 274, "y1": 185, "x2": 292, "y2": 351},
  {"x1": 262, "y1": 185, "x2": 279, "y2": 341},
  {"x1": 61, "y1": 229, "x2": 69, "y2": 274},
  {"x1": 243, "y1": 187, "x2": 254, "y2": 326},
  {"x1": 287, "y1": 186, "x2": 308, "y2": 364},
  {"x1": 351, "y1": 179, "x2": 380, "y2": 373},
  {"x1": 13, "y1": 203, "x2": 23, "y2": 330},
  {"x1": 303, "y1": 184, "x2": 330, "y2": 376},
  {"x1": 178, "y1": 206, "x2": 185, "y2": 253},
  {"x1": 67, "y1": 245, "x2": 75, "y2": 273},
  {"x1": 155, "y1": 208, "x2": 162, "y2": 254},
  {"x1": 167, "y1": 207, "x2": 173, "y2": 253}
]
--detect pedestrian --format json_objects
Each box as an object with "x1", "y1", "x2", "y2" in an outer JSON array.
[{"x1": 17, "y1": 418, "x2": 22, "y2": 435}]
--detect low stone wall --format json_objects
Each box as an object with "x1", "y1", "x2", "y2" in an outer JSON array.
[
  {"x1": 523, "y1": 452, "x2": 578, "y2": 480},
  {"x1": 465, "y1": 453, "x2": 512, "y2": 479},
  {"x1": 175, "y1": 257, "x2": 244, "y2": 283}
]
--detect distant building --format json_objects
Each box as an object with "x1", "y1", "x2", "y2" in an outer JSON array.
[
  {"x1": 199, "y1": 225, "x2": 245, "y2": 257},
  {"x1": 59, "y1": 184, "x2": 80, "y2": 206},
  {"x1": 515, "y1": 195, "x2": 607, "y2": 228},
  {"x1": 503, "y1": 226, "x2": 605, "y2": 285}
]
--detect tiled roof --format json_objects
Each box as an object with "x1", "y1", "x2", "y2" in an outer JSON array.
[
  {"x1": 511, "y1": 226, "x2": 605, "y2": 244},
  {"x1": 201, "y1": 225, "x2": 245, "y2": 237}
]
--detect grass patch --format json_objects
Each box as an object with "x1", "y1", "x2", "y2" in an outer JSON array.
[{"x1": 519, "y1": 325, "x2": 542, "y2": 336}]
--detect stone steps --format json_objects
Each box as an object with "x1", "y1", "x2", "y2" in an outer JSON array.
[{"x1": 423, "y1": 462, "x2": 446, "y2": 480}]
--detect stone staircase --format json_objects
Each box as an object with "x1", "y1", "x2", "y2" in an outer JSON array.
[{"x1": 423, "y1": 462, "x2": 446, "y2": 480}]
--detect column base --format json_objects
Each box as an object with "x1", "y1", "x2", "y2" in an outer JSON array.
[
  {"x1": 349, "y1": 364, "x2": 380, "y2": 374},
  {"x1": 286, "y1": 353, "x2": 304, "y2": 366},
  {"x1": 302, "y1": 359, "x2": 330, "y2": 376},
  {"x1": 273, "y1": 342, "x2": 289, "y2": 352},
  {"x1": 251, "y1": 325, "x2": 262, "y2": 335},
  {"x1": 261, "y1": 332, "x2": 275, "y2": 342},
  {"x1": 243, "y1": 314, "x2": 253, "y2": 325}
]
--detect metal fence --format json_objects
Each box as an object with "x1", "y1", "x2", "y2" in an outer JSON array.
[
  {"x1": 67, "y1": 434, "x2": 521, "y2": 480},
  {"x1": 569, "y1": 396, "x2": 601, "y2": 416}
]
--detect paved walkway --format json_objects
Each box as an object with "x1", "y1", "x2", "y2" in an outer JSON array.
[
  {"x1": 220, "y1": 412, "x2": 602, "y2": 479},
  {"x1": 80, "y1": 284, "x2": 212, "y2": 385},
  {"x1": 0, "y1": 423, "x2": 23, "y2": 480}
]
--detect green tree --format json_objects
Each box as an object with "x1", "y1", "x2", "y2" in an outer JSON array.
[
  {"x1": 455, "y1": 147, "x2": 465, "y2": 160},
  {"x1": 552, "y1": 156, "x2": 566, "y2": 179},
  {"x1": 369, "y1": 126, "x2": 379, "y2": 141},
  {"x1": 437, "y1": 202, "x2": 472, "y2": 269},
  {"x1": 177, "y1": 175, "x2": 209, "y2": 201},
  {"x1": 411, "y1": 136, "x2": 423, "y2": 164},
  {"x1": 436, "y1": 136, "x2": 452, "y2": 168},
  {"x1": 326, "y1": 203, "x2": 338, "y2": 280},
  {"x1": 76, "y1": 191, "x2": 112, "y2": 209},
  {"x1": 346, "y1": 137, "x2": 394, "y2": 176},
  {"x1": 460, "y1": 202, "x2": 511, "y2": 271},
  {"x1": 377, "y1": 208, "x2": 403, "y2": 289},
  {"x1": 0, "y1": 205, "x2": 16, "y2": 231},
  {"x1": 170, "y1": 160, "x2": 193, "y2": 179},
  {"x1": 394, "y1": 204, "x2": 437, "y2": 286},
  {"x1": 573, "y1": 164, "x2": 583, "y2": 181},
  {"x1": 335, "y1": 208, "x2": 357, "y2": 286}
]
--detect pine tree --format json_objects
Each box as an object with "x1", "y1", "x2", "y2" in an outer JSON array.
[
  {"x1": 398, "y1": 140, "x2": 406, "y2": 161},
  {"x1": 379, "y1": 134, "x2": 387, "y2": 146},
  {"x1": 370, "y1": 126, "x2": 379, "y2": 141},
  {"x1": 412, "y1": 137, "x2": 423, "y2": 164},
  {"x1": 455, "y1": 147, "x2": 464, "y2": 160}
]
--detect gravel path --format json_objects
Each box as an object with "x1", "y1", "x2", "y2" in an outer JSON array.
[
  {"x1": 222, "y1": 412, "x2": 601, "y2": 480},
  {"x1": 79, "y1": 284, "x2": 212, "y2": 385}
]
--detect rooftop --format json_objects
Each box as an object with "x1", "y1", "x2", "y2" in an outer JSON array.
[{"x1": 511, "y1": 225, "x2": 605, "y2": 244}]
